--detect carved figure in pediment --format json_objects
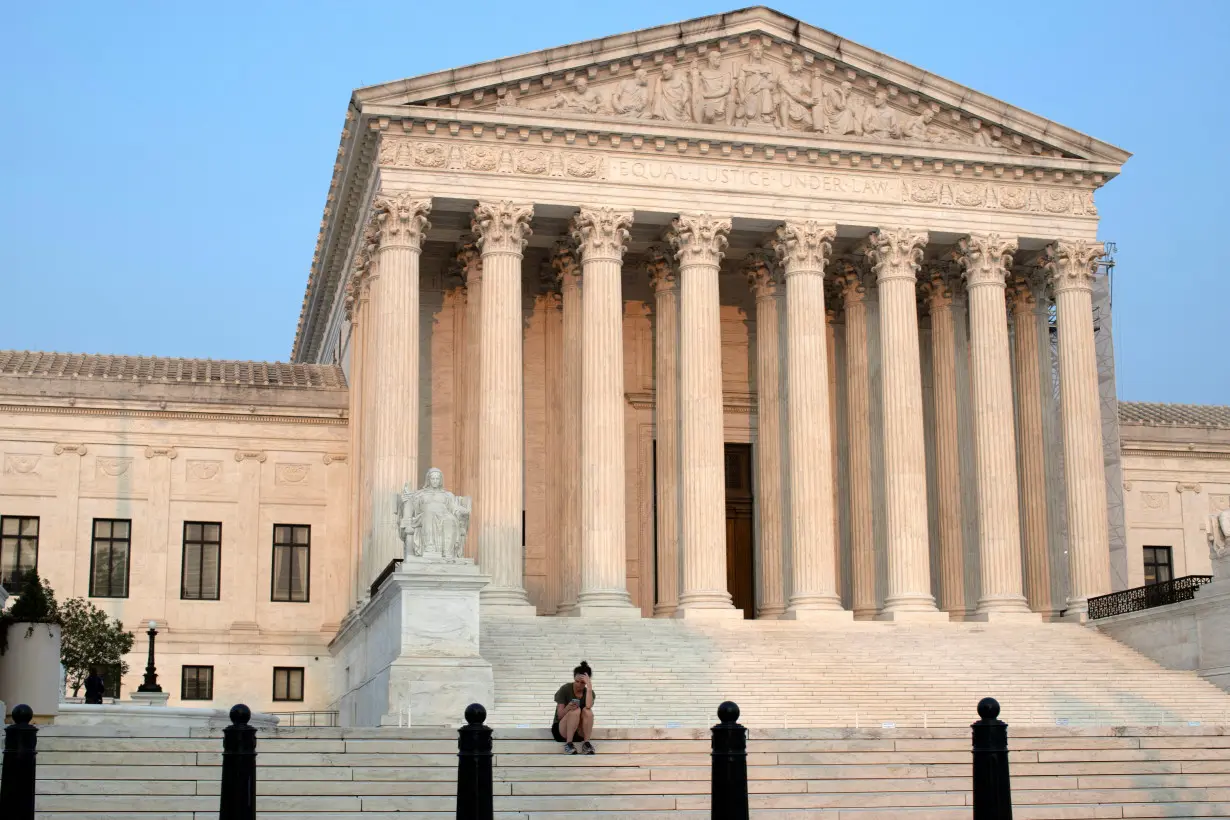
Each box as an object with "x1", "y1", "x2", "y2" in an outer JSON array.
[
  {"x1": 471, "y1": 49, "x2": 1022, "y2": 151},
  {"x1": 822, "y1": 80, "x2": 862, "y2": 136},
  {"x1": 930, "y1": 127, "x2": 965, "y2": 145},
  {"x1": 734, "y1": 42, "x2": 777, "y2": 127},
  {"x1": 777, "y1": 56, "x2": 821, "y2": 132},
  {"x1": 862, "y1": 89, "x2": 900, "y2": 139},
  {"x1": 971, "y1": 127, "x2": 997, "y2": 148},
  {"x1": 546, "y1": 76, "x2": 604, "y2": 115},
  {"x1": 901, "y1": 108, "x2": 937, "y2": 141},
  {"x1": 611, "y1": 68, "x2": 651, "y2": 117},
  {"x1": 691, "y1": 51, "x2": 732, "y2": 125},
  {"x1": 398, "y1": 467, "x2": 472, "y2": 561},
  {"x1": 650, "y1": 62, "x2": 692, "y2": 122}
]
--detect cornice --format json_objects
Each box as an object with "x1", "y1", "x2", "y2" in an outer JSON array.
[
  {"x1": 0, "y1": 402, "x2": 348, "y2": 427},
  {"x1": 292, "y1": 105, "x2": 377, "y2": 363}
]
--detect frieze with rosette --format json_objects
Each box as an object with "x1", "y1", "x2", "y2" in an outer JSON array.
[
  {"x1": 378, "y1": 135, "x2": 1097, "y2": 218},
  {"x1": 96, "y1": 457, "x2": 132, "y2": 479},
  {"x1": 3, "y1": 454, "x2": 40, "y2": 476},
  {"x1": 1142, "y1": 492, "x2": 1170, "y2": 511},
  {"x1": 415, "y1": 142, "x2": 447, "y2": 167},
  {"x1": 466, "y1": 146, "x2": 500, "y2": 171},
  {"x1": 900, "y1": 177, "x2": 1095, "y2": 216},
  {"x1": 186, "y1": 460, "x2": 222, "y2": 482},
  {"x1": 380, "y1": 139, "x2": 608, "y2": 182},
  {"x1": 275, "y1": 463, "x2": 312, "y2": 486}
]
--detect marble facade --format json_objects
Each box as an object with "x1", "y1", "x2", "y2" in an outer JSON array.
[
  {"x1": 8, "y1": 8, "x2": 1223, "y2": 715},
  {"x1": 1119, "y1": 404, "x2": 1230, "y2": 585},
  {"x1": 317, "y1": 8, "x2": 1125, "y2": 626},
  {"x1": 0, "y1": 355, "x2": 350, "y2": 711}
]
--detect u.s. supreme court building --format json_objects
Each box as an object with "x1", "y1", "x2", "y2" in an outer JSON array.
[{"x1": 4, "y1": 7, "x2": 1229, "y2": 722}]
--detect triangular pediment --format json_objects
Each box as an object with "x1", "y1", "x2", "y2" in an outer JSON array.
[{"x1": 353, "y1": 7, "x2": 1128, "y2": 167}]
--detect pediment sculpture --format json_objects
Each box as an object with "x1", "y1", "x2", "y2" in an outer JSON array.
[
  {"x1": 493, "y1": 43, "x2": 1004, "y2": 150},
  {"x1": 397, "y1": 467, "x2": 472, "y2": 561}
]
